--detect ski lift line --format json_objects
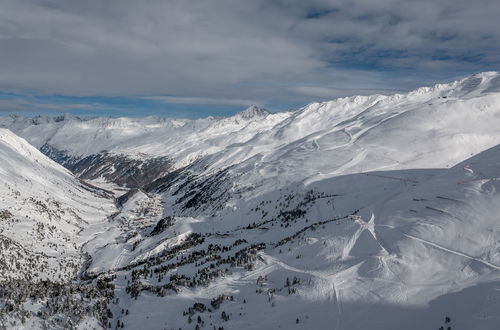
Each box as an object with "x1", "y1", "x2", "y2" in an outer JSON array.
[
  {"x1": 402, "y1": 233, "x2": 500, "y2": 271},
  {"x1": 425, "y1": 206, "x2": 446, "y2": 213},
  {"x1": 457, "y1": 177, "x2": 493, "y2": 185},
  {"x1": 363, "y1": 173, "x2": 418, "y2": 183},
  {"x1": 435, "y1": 196, "x2": 463, "y2": 203}
]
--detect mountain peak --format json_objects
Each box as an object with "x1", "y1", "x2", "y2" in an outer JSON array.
[{"x1": 237, "y1": 105, "x2": 270, "y2": 119}]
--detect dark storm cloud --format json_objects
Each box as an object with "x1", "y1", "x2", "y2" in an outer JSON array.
[{"x1": 0, "y1": 0, "x2": 499, "y2": 112}]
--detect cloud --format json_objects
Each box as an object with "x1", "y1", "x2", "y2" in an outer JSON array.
[
  {"x1": 0, "y1": 93, "x2": 258, "y2": 118},
  {"x1": 142, "y1": 96, "x2": 260, "y2": 107},
  {"x1": 0, "y1": 0, "x2": 499, "y2": 114},
  {"x1": 0, "y1": 96, "x2": 96, "y2": 112}
]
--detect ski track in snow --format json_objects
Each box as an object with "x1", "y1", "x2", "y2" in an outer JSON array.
[
  {"x1": 259, "y1": 252, "x2": 343, "y2": 330},
  {"x1": 402, "y1": 232, "x2": 500, "y2": 271}
]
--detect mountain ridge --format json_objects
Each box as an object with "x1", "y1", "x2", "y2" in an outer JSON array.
[{"x1": 3, "y1": 72, "x2": 500, "y2": 188}]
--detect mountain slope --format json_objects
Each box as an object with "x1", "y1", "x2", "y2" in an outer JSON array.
[
  {"x1": 2, "y1": 72, "x2": 500, "y2": 191},
  {"x1": 2, "y1": 72, "x2": 500, "y2": 329},
  {"x1": 0, "y1": 128, "x2": 118, "y2": 328},
  {"x1": 77, "y1": 144, "x2": 500, "y2": 330},
  {"x1": 0, "y1": 128, "x2": 116, "y2": 281}
]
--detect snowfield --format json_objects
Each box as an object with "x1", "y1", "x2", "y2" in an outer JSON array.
[{"x1": 1, "y1": 72, "x2": 500, "y2": 329}]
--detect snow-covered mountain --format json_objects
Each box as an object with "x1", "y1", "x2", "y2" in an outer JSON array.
[
  {"x1": 0, "y1": 128, "x2": 118, "y2": 328},
  {"x1": 2, "y1": 72, "x2": 500, "y2": 329},
  {"x1": 0, "y1": 128, "x2": 115, "y2": 281},
  {"x1": 3, "y1": 72, "x2": 500, "y2": 189}
]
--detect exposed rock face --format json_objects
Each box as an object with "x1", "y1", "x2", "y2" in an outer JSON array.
[
  {"x1": 149, "y1": 216, "x2": 175, "y2": 236},
  {"x1": 115, "y1": 188, "x2": 143, "y2": 208},
  {"x1": 41, "y1": 143, "x2": 172, "y2": 188}
]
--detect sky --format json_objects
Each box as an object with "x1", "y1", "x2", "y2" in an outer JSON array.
[{"x1": 1, "y1": 0, "x2": 499, "y2": 118}]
